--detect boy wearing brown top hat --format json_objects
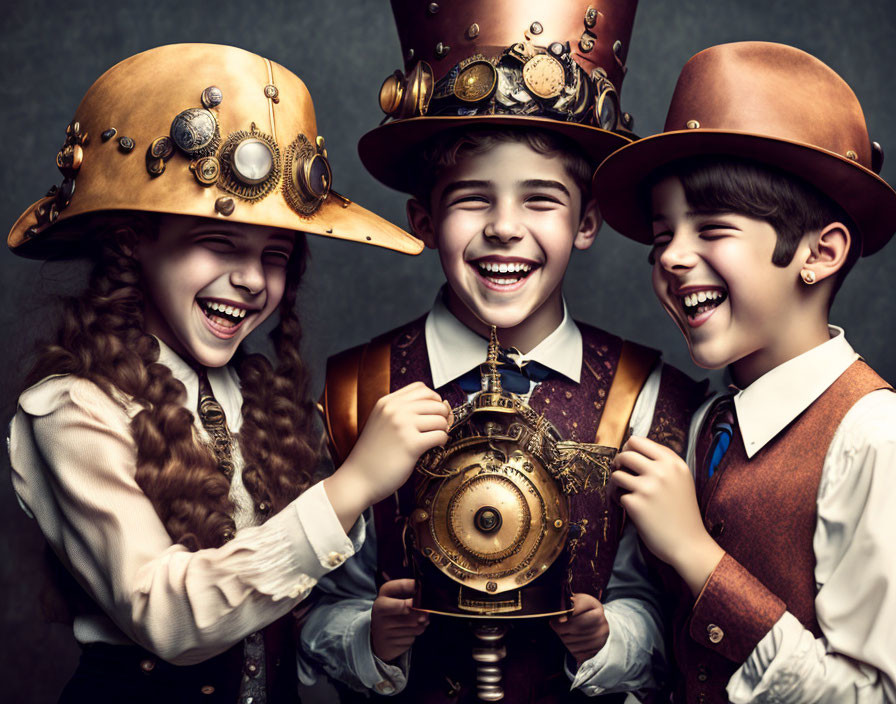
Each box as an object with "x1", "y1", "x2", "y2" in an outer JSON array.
[
  {"x1": 299, "y1": 1, "x2": 707, "y2": 702},
  {"x1": 594, "y1": 42, "x2": 896, "y2": 702}
]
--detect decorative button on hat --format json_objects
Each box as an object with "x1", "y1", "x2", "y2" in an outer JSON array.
[
  {"x1": 9, "y1": 43, "x2": 422, "y2": 258},
  {"x1": 593, "y1": 41, "x2": 896, "y2": 256},
  {"x1": 359, "y1": 0, "x2": 640, "y2": 193}
]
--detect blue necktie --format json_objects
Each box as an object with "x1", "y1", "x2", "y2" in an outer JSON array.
[
  {"x1": 704, "y1": 396, "x2": 735, "y2": 478},
  {"x1": 455, "y1": 347, "x2": 554, "y2": 394}
]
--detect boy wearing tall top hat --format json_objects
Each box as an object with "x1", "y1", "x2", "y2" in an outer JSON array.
[
  {"x1": 299, "y1": 1, "x2": 707, "y2": 702},
  {"x1": 594, "y1": 42, "x2": 896, "y2": 702}
]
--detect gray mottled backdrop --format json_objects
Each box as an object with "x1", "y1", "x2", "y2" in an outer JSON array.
[{"x1": 2, "y1": 1, "x2": 894, "y2": 701}]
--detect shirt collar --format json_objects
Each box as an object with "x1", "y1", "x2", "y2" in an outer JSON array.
[
  {"x1": 733, "y1": 326, "x2": 858, "y2": 458},
  {"x1": 424, "y1": 288, "x2": 582, "y2": 389},
  {"x1": 155, "y1": 339, "x2": 243, "y2": 429}
]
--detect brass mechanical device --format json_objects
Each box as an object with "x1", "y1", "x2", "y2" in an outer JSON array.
[{"x1": 408, "y1": 327, "x2": 619, "y2": 700}]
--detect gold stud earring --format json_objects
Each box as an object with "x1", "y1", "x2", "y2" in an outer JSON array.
[{"x1": 801, "y1": 269, "x2": 816, "y2": 284}]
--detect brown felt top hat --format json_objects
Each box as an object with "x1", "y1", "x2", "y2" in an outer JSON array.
[
  {"x1": 594, "y1": 41, "x2": 896, "y2": 256},
  {"x1": 359, "y1": 0, "x2": 639, "y2": 193},
  {"x1": 9, "y1": 43, "x2": 423, "y2": 259}
]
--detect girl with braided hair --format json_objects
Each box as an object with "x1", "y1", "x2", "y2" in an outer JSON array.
[{"x1": 7, "y1": 44, "x2": 447, "y2": 703}]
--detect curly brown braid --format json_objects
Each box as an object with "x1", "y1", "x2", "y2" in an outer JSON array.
[
  {"x1": 236, "y1": 239, "x2": 320, "y2": 516},
  {"x1": 23, "y1": 215, "x2": 317, "y2": 550}
]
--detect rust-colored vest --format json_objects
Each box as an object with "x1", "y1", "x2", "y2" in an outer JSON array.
[
  {"x1": 669, "y1": 360, "x2": 890, "y2": 704},
  {"x1": 324, "y1": 316, "x2": 705, "y2": 703}
]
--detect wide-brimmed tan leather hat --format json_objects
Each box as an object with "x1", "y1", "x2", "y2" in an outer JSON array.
[
  {"x1": 593, "y1": 41, "x2": 896, "y2": 256},
  {"x1": 359, "y1": 0, "x2": 639, "y2": 193},
  {"x1": 9, "y1": 43, "x2": 422, "y2": 258}
]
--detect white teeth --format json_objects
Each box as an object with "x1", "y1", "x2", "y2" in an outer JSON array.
[
  {"x1": 478, "y1": 261, "x2": 532, "y2": 274},
  {"x1": 202, "y1": 300, "x2": 249, "y2": 319},
  {"x1": 681, "y1": 290, "x2": 725, "y2": 310}
]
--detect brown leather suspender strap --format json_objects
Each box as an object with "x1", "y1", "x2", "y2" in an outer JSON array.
[
  {"x1": 321, "y1": 334, "x2": 392, "y2": 465},
  {"x1": 324, "y1": 335, "x2": 658, "y2": 463},
  {"x1": 357, "y1": 334, "x2": 392, "y2": 435},
  {"x1": 594, "y1": 340, "x2": 661, "y2": 448}
]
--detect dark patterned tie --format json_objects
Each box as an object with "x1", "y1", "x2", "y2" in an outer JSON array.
[
  {"x1": 195, "y1": 368, "x2": 267, "y2": 703},
  {"x1": 196, "y1": 369, "x2": 235, "y2": 480},
  {"x1": 698, "y1": 395, "x2": 736, "y2": 479}
]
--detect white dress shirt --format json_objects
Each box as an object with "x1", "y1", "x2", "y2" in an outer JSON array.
[
  {"x1": 9, "y1": 340, "x2": 363, "y2": 666},
  {"x1": 683, "y1": 328, "x2": 896, "y2": 703},
  {"x1": 300, "y1": 292, "x2": 669, "y2": 698}
]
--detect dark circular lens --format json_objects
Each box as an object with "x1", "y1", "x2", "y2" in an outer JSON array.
[
  {"x1": 306, "y1": 154, "x2": 331, "y2": 197},
  {"x1": 598, "y1": 91, "x2": 619, "y2": 130}
]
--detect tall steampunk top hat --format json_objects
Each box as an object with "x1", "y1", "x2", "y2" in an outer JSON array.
[
  {"x1": 9, "y1": 43, "x2": 423, "y2": 259},
  {"x1": 359, "y1": 0, "x2": 639, "y2": 193},
  {"x1": 593, "y1": 41, "x2": 896, "y2": 256}
]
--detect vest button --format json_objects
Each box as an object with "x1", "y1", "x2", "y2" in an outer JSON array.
[
  {"x1": 139, "y1": 658, "x2": 155, "y2": 673},
  {"x1": 201, "y1": 685, "x2": 215, "y2": 694},
  {"x1": 707, "y1": 624, "x2": 724, "y2": 644}
]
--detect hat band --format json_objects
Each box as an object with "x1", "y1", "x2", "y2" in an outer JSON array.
[{"x1": 379, "y1": 40, "x2": 632, "y2": 134}]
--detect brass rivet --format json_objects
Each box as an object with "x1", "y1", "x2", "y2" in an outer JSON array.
[
  {"x1": 486, "y1": 581, "x2": 497, "y2": 592},
  {"x1": 263, "y1": 84, "x2": 280, "y2": 103},
  {"x1": 118, "y1": 136, "x2": 135, "y2": 153},
  {"x1": 530, "y1": 21, "x2": 543, "y2": 35},
  {"x1": 467, "y1": 23, "x2": 480, "y2": 39},
  {"x1": 201, "y1": 85, "x2": 223, "y2": 109},
  {"x1": 686, "y1": 120, "x2": 700, "y2": 129},
  {"x1": 435, "y1": 42, "x2": 450, "y2": 58},
  {"x1": 553, "y1": 519, "x2": 563, "y2": 529},
  {"x1": 579, "y1": 34, "x2": 595, "y2": 52},
  {"x1": 215, "y1": 197, "x2": 235, "y2": 216},
  {"x1": 584, "y1": 6, "x2": 597, "y2": 28},
  {"x1": 427, "y1": 2, "x2": 439, "y2": 14},
  {"x1": 613, "y1": 40, "x2": 623, "y2": 55},
  {"x1": 846, "y1": 150, "x2": 858, "y2": 160}
]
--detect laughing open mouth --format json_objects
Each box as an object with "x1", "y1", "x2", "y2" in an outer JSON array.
[
  {"x1": 474, "y1": 259, "x2": 537, "y2": 287},
  {"x1": 198, "y1": 298, "x2": 252, "y2": 329},
  {"x1": 681, "y1": 289, "x2": 727, "y2": 320}
]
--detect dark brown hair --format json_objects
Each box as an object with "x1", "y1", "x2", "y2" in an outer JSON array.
[
  {"x1": 24, "y1": 214, "x2": 320, "y2": 551},
  {"x1": 647, "y1": 157, "x2": 860, "y2": 297},
  {"x1": 414, "y1": 126, "x2": 594, "y2": 210}
]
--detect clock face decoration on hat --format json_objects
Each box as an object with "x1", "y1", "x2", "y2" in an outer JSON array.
[
  {"x1": 8, "y1": 43, "x2": 422, "y2": 259},
  {"x1": 359, "y1": 0, "x2": 640, "y2": 193}
]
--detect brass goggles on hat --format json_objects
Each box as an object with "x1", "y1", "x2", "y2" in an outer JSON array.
[{"x1": 164, "y1": 87, "x2": 332, "y2": 213}]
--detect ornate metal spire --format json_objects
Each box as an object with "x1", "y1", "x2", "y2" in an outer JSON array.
[{"x1": 483, "y1": 325, "x2": 503, "y2": 394}]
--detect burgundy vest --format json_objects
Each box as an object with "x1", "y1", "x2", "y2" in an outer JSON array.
[
  {"x1": 362, "y1": 316, "x2": 704, "y2": 703},
  {"x1": 667, "y1": 361, "x2": 890, "y2": 704}
]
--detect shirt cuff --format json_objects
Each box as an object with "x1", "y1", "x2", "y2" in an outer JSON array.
[
  {"x1": 290, "y1": 480, "x2": 362, "y2": 580},
  {"x1": 567, "y1": 605, "x2": 642, "y2": 695},
  {"x1": 350, "y1": 609, "x2": 410, "y2": 695},
  {"x1": 689, "y1": 553, "x2": 786, "y2": 663}
]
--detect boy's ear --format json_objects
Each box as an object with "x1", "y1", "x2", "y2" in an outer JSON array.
[
  {"x1": 573, "y1": 198, "x2": 603, "y2": 251},
  {"x1": 406, "y1": 198, "x2": 437, "y2": 249},
  {"x1": 803, "y1": 222, "x2": 851, "y2": 283}
]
